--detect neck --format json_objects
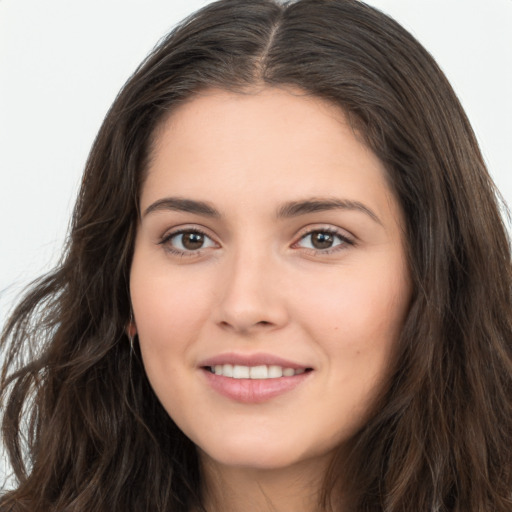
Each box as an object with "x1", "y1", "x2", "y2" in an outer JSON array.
[{"x1": 197, "y1": 452, "x2": 347, "y2": 512}]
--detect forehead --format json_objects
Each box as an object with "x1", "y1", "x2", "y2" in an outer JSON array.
[{"x1": 142, "y1": 87, "x2": 400, "y2": 226}]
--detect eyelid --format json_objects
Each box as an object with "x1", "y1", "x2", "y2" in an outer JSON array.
[
  {"x1": 158, "y1": 225, "x2": 220, "y2": 257},
  {"x1": 291, "y1": 225, "x2": 355, "y2": 253}
]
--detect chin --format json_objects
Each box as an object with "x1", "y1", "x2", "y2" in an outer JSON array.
[{"x1": 195, "y1": 431, "x2": 333, "y2": 473}]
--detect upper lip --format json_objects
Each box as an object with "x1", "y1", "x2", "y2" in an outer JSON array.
[{"x1": 199, "y1": 352, "x2": 312, "y2": 370}]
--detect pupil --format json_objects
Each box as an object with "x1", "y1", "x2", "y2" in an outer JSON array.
[
  {"x1": 312, "y1": 231, "x2": 333, "y2": 249},
  {"x1": 183, "y1": 232, "x2": 204, "y2": 250}
]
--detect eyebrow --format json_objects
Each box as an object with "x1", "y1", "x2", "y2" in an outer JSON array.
[
  {"x1": 143, "y1": 196, "x2": 381, "y2": 225},
  {"x1": 277, "y1": 198, "x2": 382, "y2": 224},
  {"x1": 143, "y1": 197, "x2": 220, "y2": 218}
]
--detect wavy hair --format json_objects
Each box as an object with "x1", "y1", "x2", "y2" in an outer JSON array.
[{"x1": 1, "y1": 0, "x2": 511, "y2": 510}]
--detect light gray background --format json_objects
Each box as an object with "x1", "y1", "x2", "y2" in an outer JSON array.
[{"x1": 1, "y1": 0, "x2": 511, "y2": 487}]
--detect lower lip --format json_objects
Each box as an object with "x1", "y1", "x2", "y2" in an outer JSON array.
[{"x1": 202, "y1": 369, "x2": 312, "y2": 403}]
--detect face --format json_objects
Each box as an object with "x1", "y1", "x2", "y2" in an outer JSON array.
[{"x1": 130, "y1": 87, "x2": 411, "y2": 473}]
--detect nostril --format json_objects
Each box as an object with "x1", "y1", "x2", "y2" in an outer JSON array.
[{"x1": 217, "y1": 315, "x2": 281, "y2": 334}]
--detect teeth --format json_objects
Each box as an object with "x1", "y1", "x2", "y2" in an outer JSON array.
[
  {"x1": 268, "y1": 365, "x2": 283, "y2": 378},
  {"x1": 250, "y1": 365, "x2": 268, "y2": 379},
  {"x1": 233, "y1": 365, "x2": 250, "y2": 378},
  {"x1": 222, "y1": 364, "x2": 233, "y2": 377},
  {"x1": 209, "y1": 364, "x2": 308, "y2": 379}
]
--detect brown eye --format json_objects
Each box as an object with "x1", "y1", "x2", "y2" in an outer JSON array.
[
  {"x1": 182, "y1": 232, "x2": 205, "y2": 250},
  {"x1": 296, "y1": 229, "x2": 350, "y2": 252},
  {"x1": 165, "y1": 230, "x2": 216, "y2": 253},
  {"x1": 311, "y1": 231, "x2": 335, "y2": 249}
]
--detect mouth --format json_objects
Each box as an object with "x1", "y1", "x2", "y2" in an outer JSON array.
[
  {"x1": 199, "y1": 354, "x2": 314, "y2": 403},
  {"x1": 204, "y1": 364, "x2": 313, "y2": 379}
]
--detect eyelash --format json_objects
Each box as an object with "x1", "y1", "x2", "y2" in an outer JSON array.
[
  {"x1": 292, "y1": 227, "x2": 354, "y2": 255},
  {"x1": 158, "y1": 227, "x2": 215, "y2": 258},
  {"x1": 158, "y1": 226, "x2": 354, "y2": 257}
]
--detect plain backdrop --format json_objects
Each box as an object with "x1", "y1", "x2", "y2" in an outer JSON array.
[{"x1": 1, "y1": 0, "x2": 511, "y2": 485}]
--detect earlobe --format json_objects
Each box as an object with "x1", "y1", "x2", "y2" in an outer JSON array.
[
  {"x1": 126, "y1": 319, "x2": 138, "y2": 354},
  {"x1": 126, "y1": 320, "x2": 137, "y2": 338}
]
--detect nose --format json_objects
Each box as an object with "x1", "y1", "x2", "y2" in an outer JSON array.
[{"x1": 213, "y1": 249, "x2": 289, "y2": 335}]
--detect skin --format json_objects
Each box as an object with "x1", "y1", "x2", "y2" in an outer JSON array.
[{"x1": 130, "y1": 87, "x2": 411, "y2": 511}]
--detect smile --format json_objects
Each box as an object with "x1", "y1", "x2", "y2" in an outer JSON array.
[{"x1": 207, "y1": 364, "x2": 310, "y2": 379}]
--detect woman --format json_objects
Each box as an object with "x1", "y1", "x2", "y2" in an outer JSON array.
[{"x1": 1, "y1": 0, "x2": 511, "y2": 511}]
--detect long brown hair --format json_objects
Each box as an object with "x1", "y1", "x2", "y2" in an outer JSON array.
[{"x1": 1, "y1": 1, "x2": 511, "y2": 510}]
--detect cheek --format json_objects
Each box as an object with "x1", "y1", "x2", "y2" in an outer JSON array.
[
  {"x1": 300, "y1": 263, "x2": 407, "y2": 333},
  {"x1": 129, "y1": 252, "x2": 216, "y2": 383},
  {"x1": 129, "y1": 259, "x2": 217, "y2": 422},
  {"x1": 294, "y1": 263, "x2": 409, "y2": 440},
  {"x1": 131, "y1": 257, "x2": 211, "y2": 333},
  {"x1": 293, "y1": 256, "x2": 409, "y2": 382}
]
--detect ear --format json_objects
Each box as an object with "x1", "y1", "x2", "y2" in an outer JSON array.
[{"x1": 126, "y1": 320, "x2": 137, "y2": 338}]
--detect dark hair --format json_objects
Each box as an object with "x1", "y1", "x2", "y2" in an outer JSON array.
[{"x1": 1, "y1": 0, "x2": 511, "y2": 510}]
